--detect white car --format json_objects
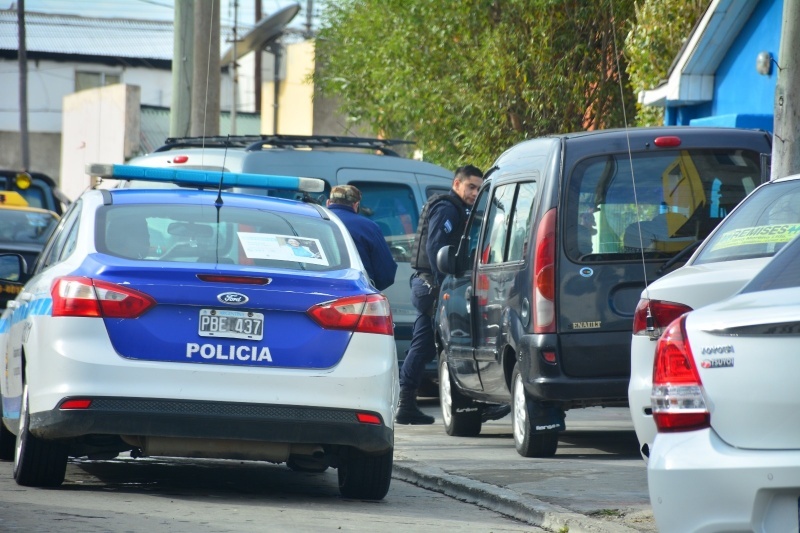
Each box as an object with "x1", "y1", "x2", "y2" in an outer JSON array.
[
  {"x1": 647, "y1": 233, "x2": 800, "y2": 532},
  {"x1": 0, "y1": 164, "x2": 398, "y2": 500},
  {"x1": 629, "y1": 173, "x2": 800, "y2": 461}
]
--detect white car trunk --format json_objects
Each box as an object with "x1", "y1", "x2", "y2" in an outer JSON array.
[{"x1": 688, "y1": 289, "x2": 800, "y2": 450}]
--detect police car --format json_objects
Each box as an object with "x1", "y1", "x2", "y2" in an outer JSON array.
[{"x1": 0, "y1": 164, "x2": 397, "y2": 500}]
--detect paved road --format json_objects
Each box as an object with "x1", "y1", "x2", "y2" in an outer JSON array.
[
  {"x1": 393, "y1": 400, "x2": 656, "y2": 533},
  {"x1": 0, "y1": 455, "x2": 545, "y2": 533}
]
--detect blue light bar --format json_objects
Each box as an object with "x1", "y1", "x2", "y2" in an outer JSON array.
[{"x1": 86, "y1": 163, "x2": 325, "y2": 193}]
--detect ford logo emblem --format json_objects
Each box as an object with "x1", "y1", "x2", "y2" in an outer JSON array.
[{"x1": 217, "y1": 292, "x2": 249, "y2": 305}]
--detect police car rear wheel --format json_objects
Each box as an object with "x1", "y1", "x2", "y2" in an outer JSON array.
[
  {"x1": 439, "y1": 356, "x2": 481, "y2": 437},
  {"x1": 13, "y1": 382, "x2": 68, "y2": 487},
  {"x1": 512, "y1": 366, "x2": 558, "y2": 458},
  {"x1": 337, "y1": 446, "x2": 392, "y2": 500}
]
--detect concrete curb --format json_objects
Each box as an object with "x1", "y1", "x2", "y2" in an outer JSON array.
[{"x1": 392, "y1": 458, "x2": 641, "y2": 533}]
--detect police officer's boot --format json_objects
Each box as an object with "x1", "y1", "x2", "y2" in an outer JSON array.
[{"x1": 395, "y1": 389, "x2": 434, "y2": 425}]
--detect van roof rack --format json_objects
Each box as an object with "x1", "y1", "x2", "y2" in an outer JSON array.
[{"x1": 155, "y1": 135, "x2": 414, "y2": 157}]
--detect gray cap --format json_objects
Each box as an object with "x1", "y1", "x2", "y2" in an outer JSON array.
[{"x1": 329, "y1": 184, "x2": 362, "y2": 203}]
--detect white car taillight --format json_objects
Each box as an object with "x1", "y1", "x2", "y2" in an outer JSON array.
[
  {"x1": 632, "y1": 298, "x2": 692, "y2": 338},
  {"x1": 651, "y1": 315, "x2": 710, "y2": 432}
]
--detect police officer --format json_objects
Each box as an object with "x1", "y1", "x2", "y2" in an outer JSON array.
[
  {"x1": 327, "y1": 184, "x2": 398, "y2": 291},
  {"x1": 396, "y1": 165, "x2": 484, "y2": 425}
]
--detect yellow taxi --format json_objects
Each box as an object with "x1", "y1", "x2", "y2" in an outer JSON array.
[{"x1": 0, "y1": 191, "x2": 59, "y2": 306}]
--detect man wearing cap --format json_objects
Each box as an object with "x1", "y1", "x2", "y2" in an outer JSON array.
[{"x1": 326, "y1": 185, "x2": 397, "y2": 291}]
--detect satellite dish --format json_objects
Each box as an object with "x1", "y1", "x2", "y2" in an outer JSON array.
[{"x1": 221, "y1": 3, "x2": 301, "y2": 65}]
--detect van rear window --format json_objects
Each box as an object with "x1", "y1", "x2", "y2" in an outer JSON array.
[{"x1": 566, "y1": 149, "x2": 762, "y2": 261}]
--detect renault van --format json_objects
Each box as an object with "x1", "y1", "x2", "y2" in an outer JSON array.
[{"x1": 435, "y1": 126, "x2": 772, "y2": 457}]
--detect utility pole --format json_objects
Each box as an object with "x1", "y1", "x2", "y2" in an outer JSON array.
[
  {"x1": 170, "y1": 0, "x2": 193, "y2": 138},
  {"x1": 17, "y1": 0, "x2": 29, "y2": 171},
  {"x1": 268, "y1": 41, "x2": 282, "y2": 135},
  {"x1": 254, "y1": 0, "x2": 262, "y2": 113},
  {"x1": 190, "y1": 0, "x2": 220, "y2": 137},
  {"x1": 231, "y1": 0, "x2": 238, "y2": 135},
  {"x1": 772, "y1": 0, "x2": 800, "y2": 179},
  {"x1": 305, "y1": 0, "x2": 313, "y2": 38}
]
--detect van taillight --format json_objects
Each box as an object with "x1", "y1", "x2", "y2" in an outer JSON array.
[
  {"x1": 533, "y1": 208, "x2": 556, "y2": 333},
  {"x1": 653, "y1": 136, "x2": 681, "y2": 147},
  {"x1": 632, "y1": 298, "x2": 692, "y2": 337}
]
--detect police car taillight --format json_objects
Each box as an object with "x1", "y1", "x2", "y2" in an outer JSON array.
[
  {"x1": 51, "y1": 276, "x2": 156, "y2": 319},
  {"x1": 307, "y1": 294, "x2": 393, "y2": 336},
  {"x1": 651, "y1": 315, "x2": 710, "y2": 432},
  {"x1": 59, "y1": 399, "x2": 92, "y2": 409},
  {"x1": 356, "y1": 413, "x2": 382, "y2": 425}
]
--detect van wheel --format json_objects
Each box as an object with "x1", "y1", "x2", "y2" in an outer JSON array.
[
  {"x1": 13, "y1": 383, "x2": 68, "y2": 487},
  {"x1": 439, "y1": 357, "x2": 481, "y2": 437},
  {"x1": 512, "y1": 366, "x2": 558, "y2": 458},
  {"x1": 337, "y1": 447, "x2": 392, "y2": 500}
]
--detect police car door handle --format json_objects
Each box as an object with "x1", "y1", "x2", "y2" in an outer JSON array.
[
  {"x1": 465, "y1": 286, "x2": 472, "y2": 314},
  {"x1": 7, "y1": 300, "x2": 18, "y2": 309},
  {"x1": 18, "y1": 293, "x2": 32, "y2": 303}
]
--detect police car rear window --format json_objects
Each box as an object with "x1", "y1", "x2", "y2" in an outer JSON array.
[{"x1": 96, "y1": 204, "x2": 350, "y2": 271}]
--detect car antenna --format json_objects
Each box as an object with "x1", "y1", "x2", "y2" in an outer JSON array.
[
  {"x1": 610, "y1": 0, "x2": 653, "y2": 335},
  {"x1": 210, "y1": 136, "x2": 230, "y2": 263},
  {"x1": 215, "y1": 136, "x2": 229, "y2": 207}
]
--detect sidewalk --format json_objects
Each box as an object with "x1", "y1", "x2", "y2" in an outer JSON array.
[{"x1": 391, "y1": 402, "x2": 656, "y2": 533}]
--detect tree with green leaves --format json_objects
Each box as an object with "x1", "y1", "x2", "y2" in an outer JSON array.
[
  {"x1": 314, "y1": 0, "x2": 637, "y2": 170},
  {"x1": 624, "y1": 0, "x2": 711, "y2": 126}
]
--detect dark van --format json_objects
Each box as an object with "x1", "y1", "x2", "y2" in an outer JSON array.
[{"x1": 435, "y1": 126, "x2": 772, "y2": 457}]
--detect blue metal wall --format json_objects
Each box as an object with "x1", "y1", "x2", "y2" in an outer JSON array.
[{"x1": 689, "y1": 0, "x2": 781, "y2": 131}]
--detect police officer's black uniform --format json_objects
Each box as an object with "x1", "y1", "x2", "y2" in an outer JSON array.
[{"x1": 396, "y1": 190, "x2": 470, "y2": 425}]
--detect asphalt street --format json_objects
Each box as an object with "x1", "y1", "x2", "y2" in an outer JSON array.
[{"x1": 392, "y1": 400, "x2": 656, "y2": 533}]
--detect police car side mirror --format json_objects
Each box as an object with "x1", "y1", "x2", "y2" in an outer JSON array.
[
  {"x1": 0, "y1": 253, "x2": 29, "y2": 284},
  {"x1": 436, "y1": 245, "x2": 457, "y2": 275}
]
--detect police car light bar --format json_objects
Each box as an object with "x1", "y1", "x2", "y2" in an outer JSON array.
[{"x1": 86, "y1": 163, "x2": 325, "y2": 193}]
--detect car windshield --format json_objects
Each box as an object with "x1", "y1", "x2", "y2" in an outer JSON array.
[
  {"x1": 740, "y1": 233, "x2": 800, "y2": 293},
  {"x1": 96, "y1": 203, "x2": 350, "y2": 271},
  {"x1": 0, "y1": 208, "x2": 58, "y2": 245},
  {"x1": 693, "y1": 179, "x2": 800, "y2": 265}
]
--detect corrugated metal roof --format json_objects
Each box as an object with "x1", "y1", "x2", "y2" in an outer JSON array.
[{"x1": 0, "y1": 10, "x2": 176, "y2": 61}]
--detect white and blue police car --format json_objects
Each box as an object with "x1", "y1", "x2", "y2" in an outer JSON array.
[{"x1": 0, "y1": 164, "x2": 398, "y2": 500}]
